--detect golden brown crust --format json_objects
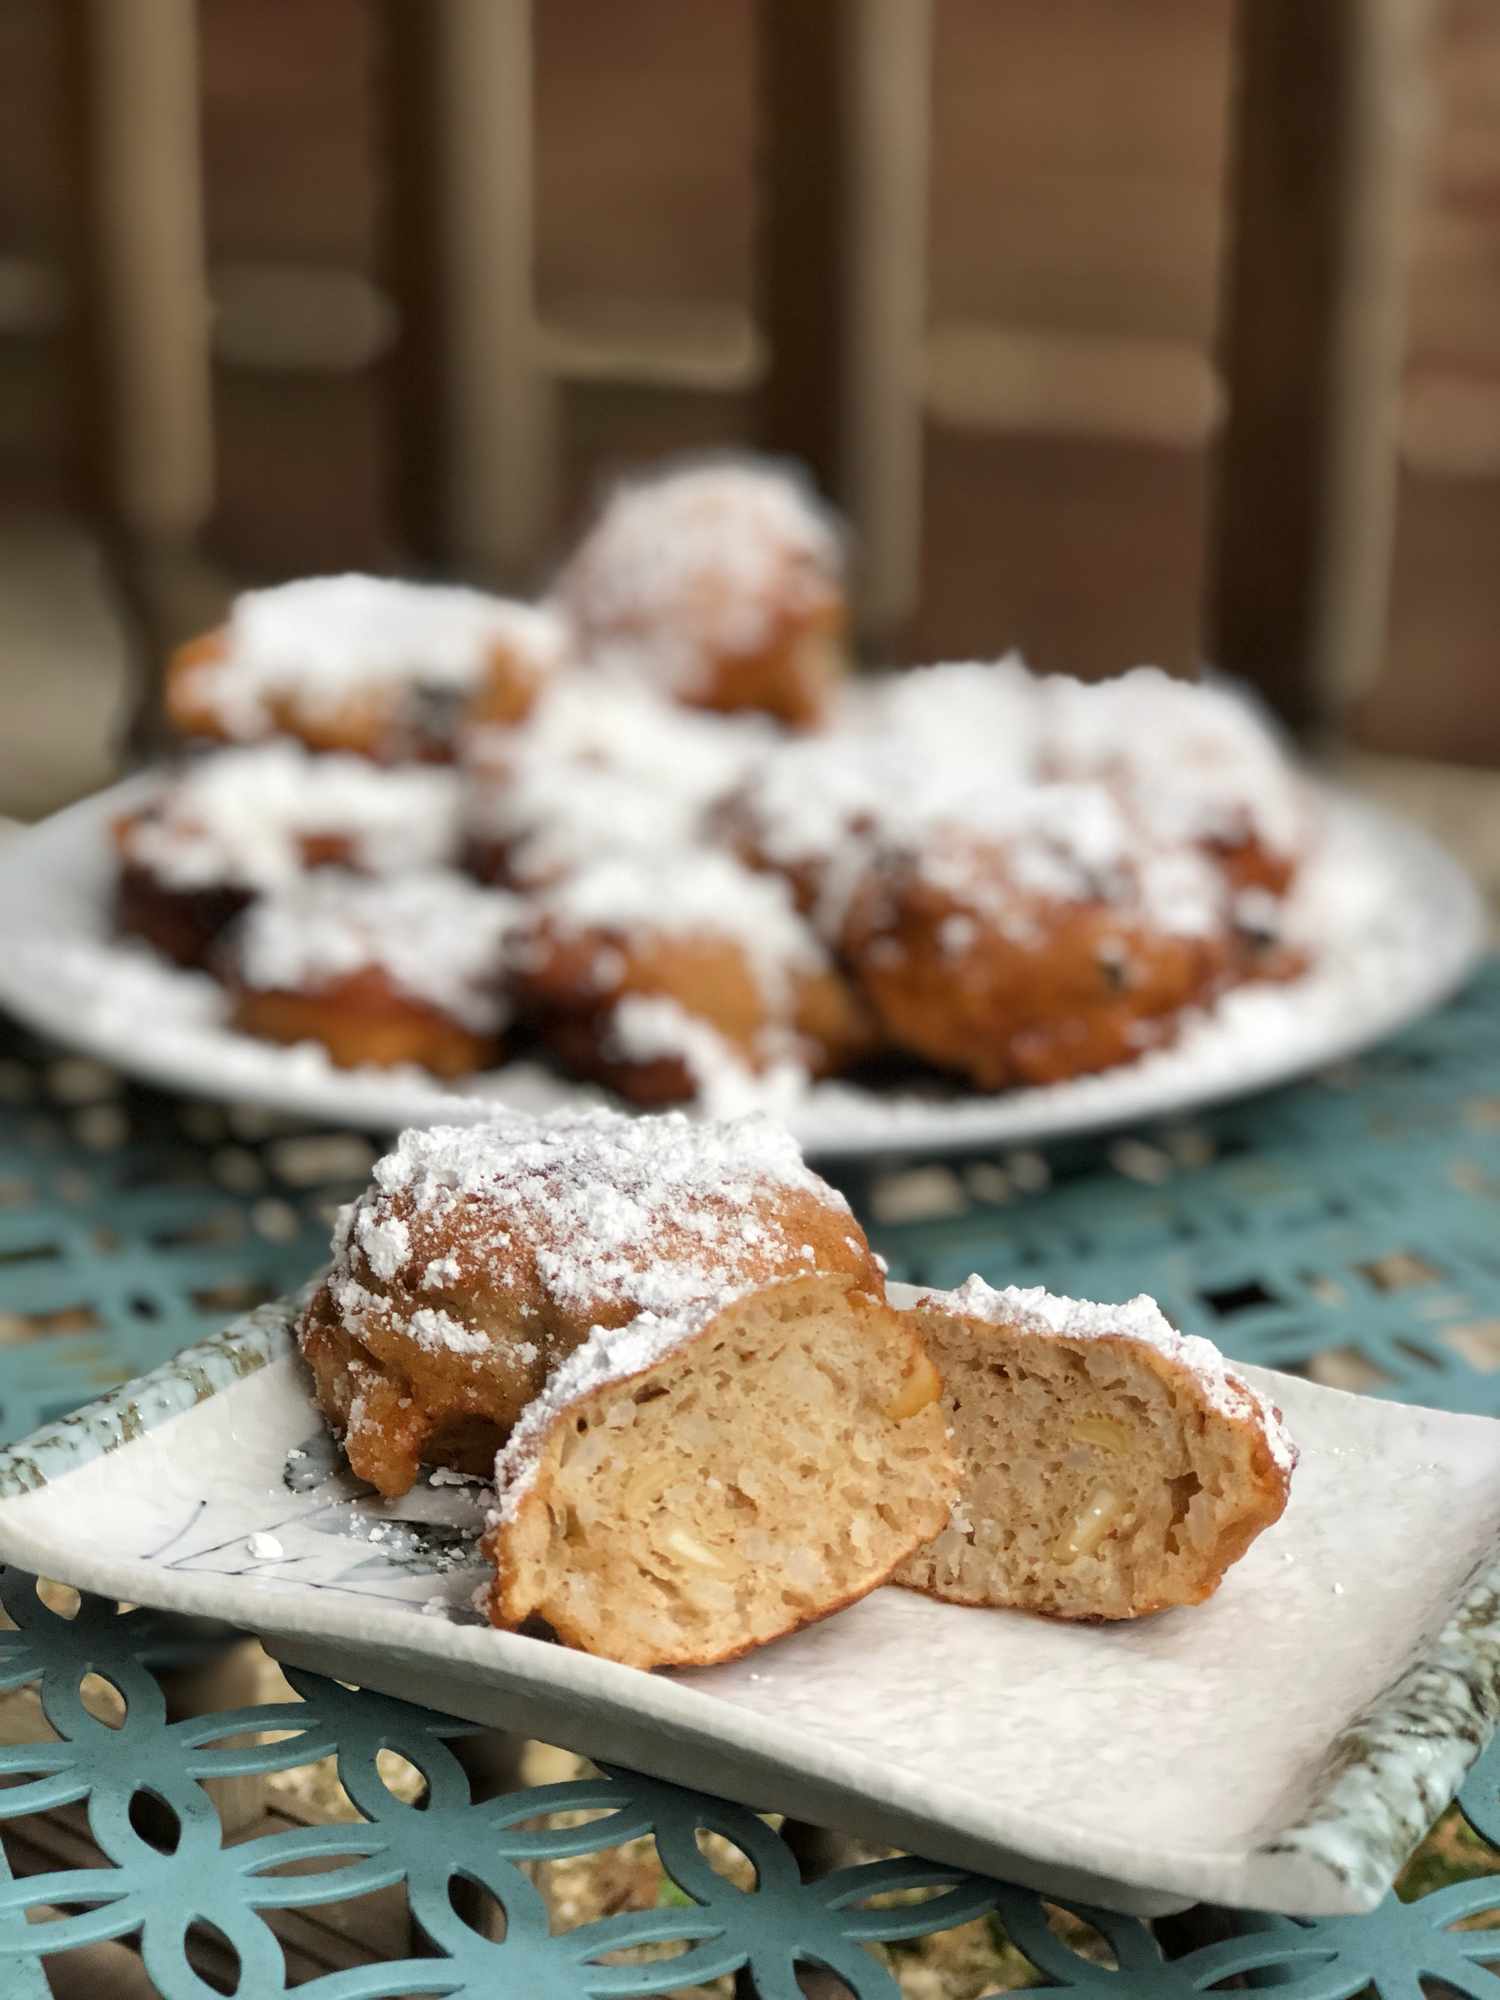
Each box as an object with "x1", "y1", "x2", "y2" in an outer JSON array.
[
  {"x1": 519, "y1": 923, "x2": 874, "y2": 1105},
  {"x1": 164, "y1": 623, "x2": 470, "y2": 763},
  {"x1": 113, "y1": 854, "x2": 251, "y2": 970},
  {"x1": 163, "y1": 628, "x2": 234, "y2": 743},
  {"x1": 671, "y1": 598, "x2": 848, "y2": 729},
  {"x1": 841, "y1": 848, "x2": 1232, "y2": 1089},
  {"x1": 463, "y1": 636, "x2": 550, "y2": 732},
  {"x1": 1211, "y1": 832, "x2": 1297, "y2": 900},
  {"x1": 230, "y1": 971, "x2": 500, "y2": 1077},
  {"x1": 297, "y1": 1128, "x2": 880, "y2": 1500}
]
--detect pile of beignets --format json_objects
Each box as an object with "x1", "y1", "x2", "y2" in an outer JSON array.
[{"x1": 114, "y1": 454, "x2": 1309, "y2": 1105}]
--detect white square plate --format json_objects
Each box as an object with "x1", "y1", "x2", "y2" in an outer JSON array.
[{"x1": 1, "y1": 1284, "x2": 1498, "y2": 1919}]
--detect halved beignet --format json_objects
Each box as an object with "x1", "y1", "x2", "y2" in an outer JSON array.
[
  {"x1": 896, "y1": 1277, "x2": 1295, "y2": 1620},
  {"x1": 484, "y1": 1273, "x2": 953, "y2": 1668}
]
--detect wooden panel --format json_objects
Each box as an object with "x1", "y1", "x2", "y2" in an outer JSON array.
[
  {"x1": 0, "y1": 0, "x2": 69, "y2": 248},
  {"x1": 210, "y1": 372, "x2": 395, "y2": 578},
  {"x1": 381, "y1": 0, "x2": 553, "y2": 584},
  {"x1": 199, "y1": 0, "x2": 379, "y2": 264},
  {"x1": 535, "y1": 0, "x2": 754, "y2": 316},
  {"x1": 928, "y1": 0, "x2": 1233, "y2": 343},
  {"x1": 919, "y1": 0, "x2": 1233, "y2": 678},
  {"x1": 755, "y1": 0, "x2": 932, "y2": 637},
  {"x1": 1361, "y1": 0, "x2": 1500, "y2": 765},
  {"x1": 200, "y1": 0, "x2": 389, "y2": 575},
  {"x1": 754, "y1": 0, "x2": 850, "y2": 506},
  {"x1": 913, "y1": 422, "x2": 1210, "y2": 678},
  {"x1": 1207, "y1": 0, "x2": 1363, "y2": 727},
  {"x1": 64, "y1": 0, "x2": 213, "y2": 541}
]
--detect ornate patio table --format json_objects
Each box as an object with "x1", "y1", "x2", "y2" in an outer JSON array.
[{"x1": 2, "y1": 967, "x2": 1500, "y2": 1996}]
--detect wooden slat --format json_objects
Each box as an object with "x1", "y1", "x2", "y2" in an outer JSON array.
[
  {"x1": 1310, "y1": 0, "x2": 1433, "y2": 707},
  {"x1": 60, "y1": 0, "x2": 221, "y2": 757},
  {"x1": 63, "y1": 0, "x2": 212, "y2": 542},
  {"x1": 1207, "y1": 0, "x2": 1361, "y2": 726},
  {"x1": 924, "y1": 324, "x2": 1222, "y2": 450},
  {"x1": 381, "y1": 0, "x2": 555, "y2": 584},
  {"x1": 754, "y1": 0, "x2": 850, "y2": 505},
  {"x1": 842, "y1": 0, "x2": 933, "y2": 635},
  {"x1": 755, "y1": 0, "x2": 932, "y2": 641}
]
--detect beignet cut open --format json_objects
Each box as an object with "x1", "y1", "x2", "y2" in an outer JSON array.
[
  {"x1": 896, "y1": 1277, "x2": 1295, "y2": 1620},
  {"x1": 484, "y1": 1272, "x2": 953, "y2": 1668}
]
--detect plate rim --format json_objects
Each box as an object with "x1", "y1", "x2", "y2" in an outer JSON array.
[
  {"x1": 0, "y1": 775, "x2": 1488, "y2": 1159},
  {"x1": 2, "y1": 1285, "x2": 1499, "y2": 1917}
]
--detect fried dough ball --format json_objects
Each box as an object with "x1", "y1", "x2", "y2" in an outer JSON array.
[
  {"x1": 895, "y1": 1276, "x2": 1295, "y2": 1619},
  {"x1": 556, "y1": 459, "x2": 848, "y2": 727},
  {"x1": 113, "y1": 745, "x2": 460, "y2": 968},
  {"x1": 225, "y1": 870, "x2": 519, "y2": 1076},
  {"x1": 517, "y1": 850, "x2": 877, "y2": 1105},
  {"x1": 1041, "y1": 666, "x2": 1305, "y2": 899},
  {"x1": 297, "y1": 1107, "x2": 888, "y2": 1498},
  {"x1": 841, "y1": 808, "x2": 1234, "y2": 1090},
  {"x1": 166, "y1": 576, "x2": 566, "y2": 762}
]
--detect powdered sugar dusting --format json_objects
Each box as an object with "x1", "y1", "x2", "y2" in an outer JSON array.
[
  {"x1": 941, "y1": 1275, "x2": 1298, "y2": 1474},
  {"x1": 536, "y1": 848, "x2": 823, "y2": 1002},
  {"x1": 122, "y1": 745, "x2": 461, "y2": 891},
  {"x1": 357, "y1": 1212, "x2": 410, "y2": 1283},
  {"x1": 464, "y1": 671, "x2": 773, "y2": 881},
  {"x1": 559, "y1": 460, "x2": 843, "y2": 694},
  {"x1": 728, "y1": 662, "x2": 1236, "y2": 940},
  {"x1": 1043, "y1": 665, "x2": 1303, "y2": 858},
  {"x1": 233, "y1": 870, "x2": 522, "y2": 1032},
  {"x1": 332, "y1": 1106, "x2": 860, "y2": 1516},
  {"x1": 369, "y1": 1106, "x2": 849, "y2": 1321},
  {"x1": 202, "y1": 575, "x2": 567, "y2": 735}
]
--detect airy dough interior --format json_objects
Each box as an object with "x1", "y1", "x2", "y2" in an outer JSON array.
[
  {"x1": 897, "y1": 1312, "x2": 1281, "y2": 1620},
  {"x1": 486, "y1": 1277, "x2": 954, "y2": 1667}
]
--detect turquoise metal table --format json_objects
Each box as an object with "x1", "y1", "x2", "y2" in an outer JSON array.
[{"x1": 2, "y1": 966, "x2": 1500, "y2": 1995}]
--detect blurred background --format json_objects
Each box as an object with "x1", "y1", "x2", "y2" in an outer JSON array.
[{"x1": 0, "y1": 0, "x2": 1497, "y2": 885}]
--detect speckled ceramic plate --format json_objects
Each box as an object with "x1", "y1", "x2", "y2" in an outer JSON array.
[
  {"x1": 0, "y1": 776, "x2": 1485, "y2": 1158},
  {"x1": 0, "y1": 1281, "x2": 1498, "y2": 1919}
]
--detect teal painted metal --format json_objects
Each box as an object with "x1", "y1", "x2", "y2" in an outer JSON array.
[
  {"x1": 0, "y1": 967, "x2": 1499, "y2": 1994},
  {"x1": 862, "y1": 967, "x2": 1500, "y2": 1418},
  {"x1": 12, "y1": 1561, "x2": 1497, "y2": 1998}
]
